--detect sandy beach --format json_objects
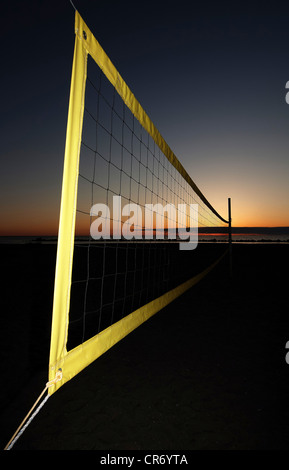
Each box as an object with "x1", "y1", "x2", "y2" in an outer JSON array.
[{"x1": 1, "y1": 242, "x2": 289, "y2": 451}]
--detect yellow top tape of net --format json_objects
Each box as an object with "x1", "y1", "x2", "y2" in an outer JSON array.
[{"x1": 75, "y1": 11, "x2": 228, "y2": 224}]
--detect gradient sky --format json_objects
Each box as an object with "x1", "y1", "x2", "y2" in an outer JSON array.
[{"x1": 1, "y1": 0, "x2": 289, "y2": 235}]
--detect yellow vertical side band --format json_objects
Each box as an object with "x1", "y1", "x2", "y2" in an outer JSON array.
[{"x1": 48, "y1": 33, "x2": 87, "y2": 383}]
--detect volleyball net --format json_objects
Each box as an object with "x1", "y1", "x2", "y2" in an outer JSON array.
[{"x1": 48, "y1": 11, "x2": 229, "y2": 395}]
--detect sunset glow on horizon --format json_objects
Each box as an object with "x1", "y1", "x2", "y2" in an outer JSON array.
[{"x1": 1, "y1": 4, "x2": 289, "y2": 237}]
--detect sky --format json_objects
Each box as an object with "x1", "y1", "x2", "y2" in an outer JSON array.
[{"x1": 1, "y1": 0, "x2": 289, "y2": 235}]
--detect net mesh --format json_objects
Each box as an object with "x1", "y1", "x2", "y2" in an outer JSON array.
[{"x1": 66, "y1": 55, "x2": 228, "y2": 351}]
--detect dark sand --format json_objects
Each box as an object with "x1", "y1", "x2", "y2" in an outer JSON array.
[{"x1": 1, "y1": 242, "x2": 289, "y2": 451}]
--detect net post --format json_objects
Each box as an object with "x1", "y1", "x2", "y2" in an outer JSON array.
[{"x1": 228, "y1": 197, "x2": 233, "y2": 277}]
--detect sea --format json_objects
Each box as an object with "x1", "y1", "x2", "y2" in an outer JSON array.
[
  {"x1": 1, "y1": 227, "x2": 289, "y2": 245},
  {"x1": 198, "y1": 227, "x2": 289, "y2": 244}
]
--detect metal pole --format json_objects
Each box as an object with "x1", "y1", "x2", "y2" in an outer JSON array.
[
  {"x1": 228, "y1": 198, "x2": 232, "y2": 244},
  {"x1": 228, "y1": 198, "x2": 232, "y2": 277}
]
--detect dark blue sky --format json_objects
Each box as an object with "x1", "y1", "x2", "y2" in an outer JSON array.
[{"x1": 1, "y1": 0, "x2": 289, "y2": 234}]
